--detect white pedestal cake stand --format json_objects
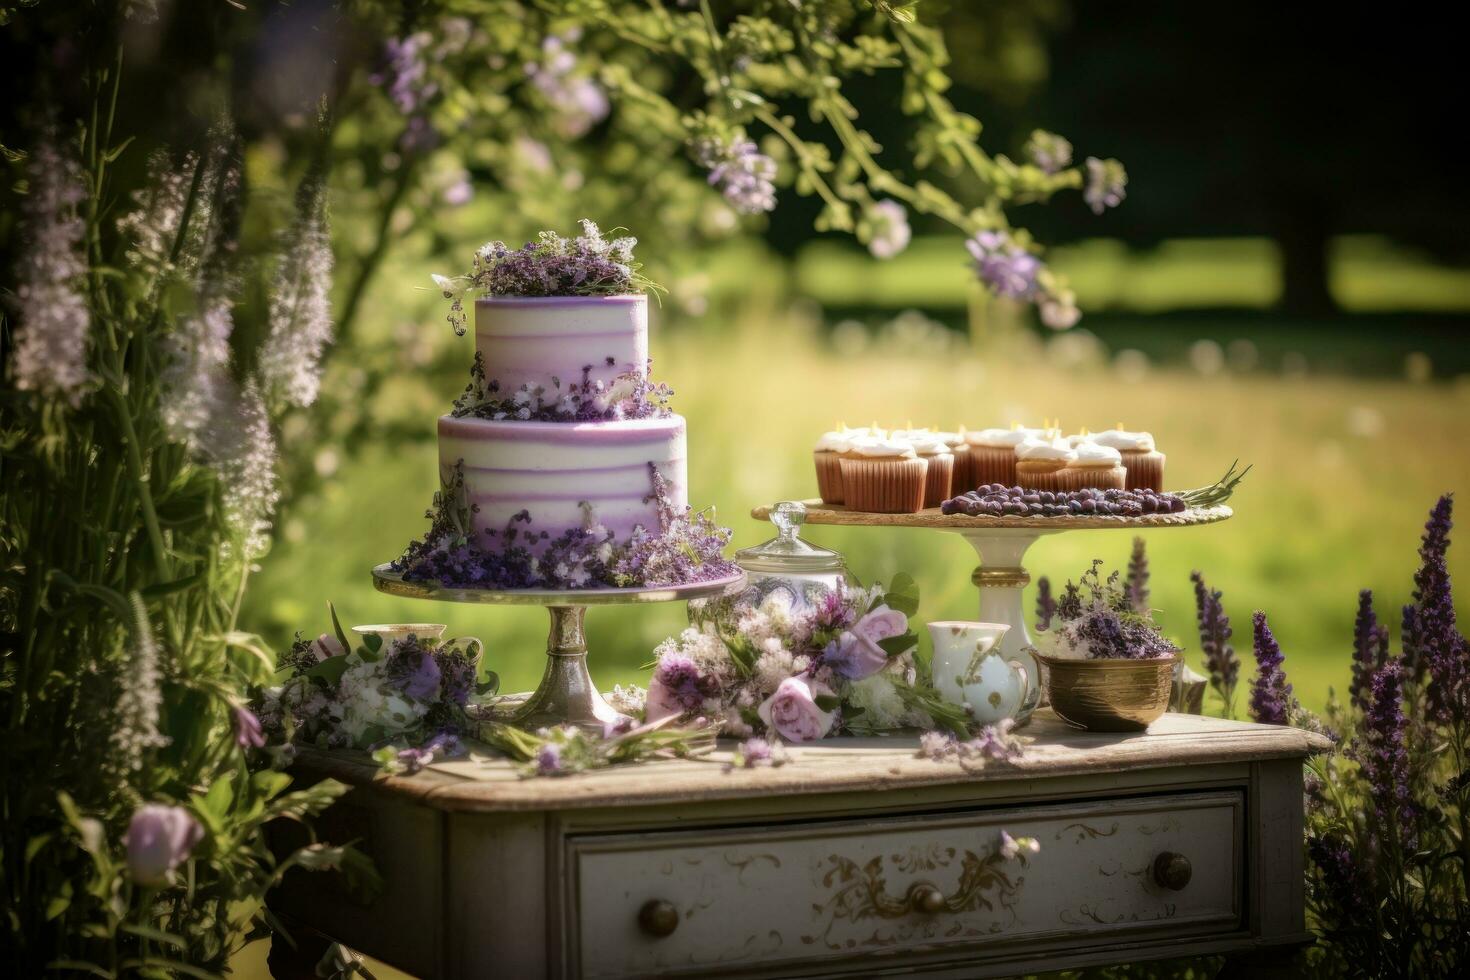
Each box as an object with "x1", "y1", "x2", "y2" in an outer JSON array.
[
  {"x1": 749, "y1": 501, "x2": 1232, "y2": 724},
  {"x1": 371, "y1": 564, "x2": 745, "y2": 731}
]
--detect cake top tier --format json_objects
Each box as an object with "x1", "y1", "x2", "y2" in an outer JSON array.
[{"x1": 433, "y1": 219, "x2": 661, "y2": 336}]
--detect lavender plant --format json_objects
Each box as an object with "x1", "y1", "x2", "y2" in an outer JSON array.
[
  {"x1": 1191, "y1": 570, "x2": 1240, "y2": 718},
  {"x1": 1030, "y1": 561, "x2": 1179, "y2": 661},
  {"x1": 1, "y1": 29, "x2": 370, "y2": 980}
]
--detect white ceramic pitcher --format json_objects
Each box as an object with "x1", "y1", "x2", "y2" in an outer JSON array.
[{"x1": 927, "y1": 621, "x2": 1033, "y2": 726}]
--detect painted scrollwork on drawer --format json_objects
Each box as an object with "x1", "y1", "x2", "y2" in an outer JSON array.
[
  {"x1": 568, "y1": 791, "x2": 1243, "y2": 979},
  {"x1": 801, "y1": 843, "x2": 1028, "y2": 949}
]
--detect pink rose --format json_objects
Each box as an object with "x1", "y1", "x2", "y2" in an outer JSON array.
[
  {"x1": 854, "y1": 604, "x2": 908, "y2": 645},
  {"x1": 828, "y1": 604, "x2": 909, "y2": 680},
  {"x1": 757, "y1": 676, "x2": 835, "y2": 743},
  {"x1": 309, "y1": 633, "x2": 346, "y2": 661}
]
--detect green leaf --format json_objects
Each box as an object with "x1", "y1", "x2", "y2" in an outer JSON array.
[
  {"x1": 44, "y1": 880, "x2": 72, "y2": 921},
  {"x1": 878, "y1": 634, "x2": 916, "y2": 657},
  {"x1": 199, "y1": 773, "x2": 235, "y2": 822},
  {"x1": 139, "y1": 571, "x2": 202, "y2": 599},
  {"x1": 120, "y1": 923, "x2": 186, "y2": 949},
  {"x1": 251, "y1": 770, "x2": 292, "y2": 802},
  {"x1": 305, "y1": 654, "x2": 352, "y2": 688},
  {"x1": 814, "y1": 695, "x2": 842, "y2": 711},
  {"x1": 328, "y1": 601, "x2": 352, "y2": 656},
  {"x1": 883, "y1": 572, "x2": 920, "y2": 616}
]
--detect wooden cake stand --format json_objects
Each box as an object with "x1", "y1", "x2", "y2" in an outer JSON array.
[
  {"x1": 371, "y1": 565, "x2": 746, "y2": 731},
  {"x1": 750, "y1": 501, "x2": 1231, "y2": 723}
]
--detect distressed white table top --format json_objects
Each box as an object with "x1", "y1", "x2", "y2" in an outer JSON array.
[{"x1": 292, "y1": 710, "x2": 1330, "y2": 814}]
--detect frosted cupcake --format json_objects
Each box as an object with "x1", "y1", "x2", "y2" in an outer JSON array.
[
  {"x1": 964, "y1": 427, "x2": 1034, "y2": 489},
  {"x1": 1014, "y1": 435, "x2": 1076, "y2": 492},
  {"x1": 897, "y1": 430, "x2": 955, "y2": 508},
  {"x1": 1092, "y1": 429, "x2": 1166, "y2": 490},
  {"x1": 1059, "y1": 442, "x2": 1127, "y2": 492},
  {"x1": 1064, "y1": 429, "x2": 1094, "y2": 449},
  {"x1": 839, "y1": 436, "x2": 928, "y2": 513},
  {"x1": 813, "y1": 426, "x2": 862, "y2": 504}
]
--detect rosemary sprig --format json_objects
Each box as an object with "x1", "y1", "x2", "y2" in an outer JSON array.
[{"x1": 1177, "y1": 460, "x2": 1252, "y2": 508}]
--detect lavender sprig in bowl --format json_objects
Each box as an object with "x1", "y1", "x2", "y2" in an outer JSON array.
[{"x1": 1030, "y1": 560, "x2": 1179, "y2": 731}]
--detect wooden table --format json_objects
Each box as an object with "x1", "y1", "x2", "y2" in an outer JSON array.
[{"x1": 269, "y1": 711, "x2": 1329, "y2": 979}]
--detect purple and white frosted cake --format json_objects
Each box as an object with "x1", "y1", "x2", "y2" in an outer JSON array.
[
  {"x1": 441, "y1": 294, "x2": 687, "y2": 546},
  {"x1": 396, "y1": 220, "x2": 734, "y2": 591}
]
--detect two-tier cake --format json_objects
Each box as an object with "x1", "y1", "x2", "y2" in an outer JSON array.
[
  {"x1": 394, "y1": 221, "x2": 733, "y2": 590},
  {"x1": 440, "y1": 294, "x2": 687, "y2": 548}
]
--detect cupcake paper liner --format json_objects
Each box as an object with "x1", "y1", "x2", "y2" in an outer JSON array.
[
  {"x1": 1121, "y1": 450, "x2": 1166, "y2": 491},
  {"x1": 840, "y1": 456, "x2": 929, "y2": 514},
  {"x1": 970, "y1": 445, "x2": 1018, "y2": 491},
  {"x1": 1016, "y1": 460, "x2": 1067, "y2": 492},
  {"x1": 814, "y1": 450, "x2": 846, "y2": 504},
  {"x1": 950, "y1": 445, "x2": 974, "y2": 494},
  {"x1": 1059, "y1": 464, "x2": 1127, "y2": 493},
  {"x1": 921, "y1": 454, "x2": 955, "y2": 508}
]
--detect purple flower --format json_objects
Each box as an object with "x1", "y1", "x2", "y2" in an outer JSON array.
[
  {"x1": 727, "y1": 736, "x2": 786, "y2": 770},
  {"x1": 1355, "y1": 656, "x2": 1416, "y2": 848},
  {"x1": 1035, "y1": 576, "x2": 1056, "y2": 631},
  {"x1": 12, "y1": 138, "x2": 92, "y2": 405},
  {"x1": 387, "y1": 640, "x2": 443, "y2": 701},
  {"x1": 1126, "y1": 537, "x2": 1149, "y2": 613},
  {"x1": 535, "y1": 742, "x2": 563, "y2": 776},
  {"x1": 1192, "y1": 571, "x2": 1239, "y2": 713},
  {"x1": 443, "y1": 172, "x2": 473, "y2": 207},
  {"x1": 602, "y1": 715, "x2": 636, "y2": 739},
  {"x1": 966, "y1": 230, "x2": 1042, "y2": 300},
  {"x1": 1349, "y1": 589, "x2": 1388, "y2": 714},
  {"x1": 694, "y1": 137, "x2": 777, "y2": 215},
  {"x1": 372, "y1": 33, "x2": 438, "y2": 115},
  {"x1": 757, "y1": 676, "x2": 836, "y2": 743},
  {"x1": 1308, "y1": 834, "x2": 1369, "y2": 925},
  {"x1": 525, "y1": 34, "x2": 610, "y2": 138},
  {"x1": 1249, "y1": 611, "x2": 1292, "y2": 725},
  {"x1": 969, "y1": 720, "x2": 1023, "y2": 762},
  {"x1": 865, "y1": 200, "x2": 911, "y2": 259},
  {"x1": 825, "y1": 604, "x2": 908, "y2": 680},
  {"x1": 125, "y1": 805, "x2": 204, "y2": 886},
  {"x1": 1406, "y1": 495, "x2": 1463, "y2": 723},
  {"x1": 1084, "y1": 156, "x2": 1128, "y2": 215},
  {"x1": 1024, "y1": 130, "x2": 1073, "y2": 174},
  {"x1": 436, "y1": 645, "x2": 479, "y2": 706},
  {"x1": 231, "y1": 705, "x2": 265, "y2": 749},
  {"x1": 646, "y1": 653, "x2": 717, "y2": 722},
  {"x1": 396, "y1": 747, "x2": 433, "y2": 774}
]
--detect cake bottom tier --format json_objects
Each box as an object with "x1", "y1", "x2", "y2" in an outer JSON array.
[{"x1": 437, "y1": 414, "x2": 688, "y2": 548}]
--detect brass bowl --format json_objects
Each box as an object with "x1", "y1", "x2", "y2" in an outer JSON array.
[{"x1": 1037, "y1": 653, "x2": 1178, "y2": 732}]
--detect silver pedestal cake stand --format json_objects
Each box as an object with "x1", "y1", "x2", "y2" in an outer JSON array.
[
  {"x1": 372, "y1": 564, "x2": 746, "y2": 730},
  {"x1": 750, "y1": 500, "x2": 1231, "y2": 725}
]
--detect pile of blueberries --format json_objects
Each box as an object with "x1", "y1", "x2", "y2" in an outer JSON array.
[{"x1": 939, "y1": 483, "x2": 1190, "y2": 518}]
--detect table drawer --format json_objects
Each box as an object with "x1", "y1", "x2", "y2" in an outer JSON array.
[{"x1": 565, "y1": 790, "x2": 1242, "y2": 978}]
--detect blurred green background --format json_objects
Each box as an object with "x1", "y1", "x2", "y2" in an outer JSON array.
[{"x1": 228, "y1": 0, "x2": 1470, "y2": 715}]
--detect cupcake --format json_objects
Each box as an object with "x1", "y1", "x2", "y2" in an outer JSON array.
[
  {"x1": 1064, "y1": 429, "x2": 1094, "y2": 449},
  {"x1": 1092, "y1": 428, "x2": 1166, "y2": 490},
  {"x1": 897, "y1": 430, "x2": 955, "y2": 508},
  {"x1": 1014, "y1": 435, "x2": 1076, "y2": 492},
  {"x1": 839, "y1": 436, "x2": 929, "y2": 513},
  {"x1": 963, "y1": 426, "x2": 1034, "y2": 489},
  {"x1": 813, "y1": 426, "x2": 861, "y2": 504},
  {"x1": 1059, "y1": 442, "x2": 1127, "y2": 492}
]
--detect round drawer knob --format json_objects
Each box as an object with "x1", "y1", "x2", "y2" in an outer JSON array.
[
  {"x1": 1152, "y1": 851, "x2": 1192, "y2": 891},
  {"x1": 638, "y1": 899, "x2": 679, "y2": 938},
  {"x1": 908, "y1": 884, "x2": 946, "y2": 914}
]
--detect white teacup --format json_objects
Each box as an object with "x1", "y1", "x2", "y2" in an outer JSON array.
[{"x1": 927, "y1": 621, "x2": 1031, "y2": 725}]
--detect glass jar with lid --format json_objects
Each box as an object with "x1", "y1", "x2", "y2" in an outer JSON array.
[{"x1": 733, "y1": 501, "x2": 848, "y2": 608}]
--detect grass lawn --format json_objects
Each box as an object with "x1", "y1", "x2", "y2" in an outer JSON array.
[{"x1": 246, "y1": 300, "x2": 1470, "y2": 716}]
